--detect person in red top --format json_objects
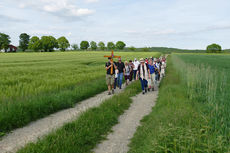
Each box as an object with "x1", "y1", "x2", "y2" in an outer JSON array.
[{"x1": 145, "y1": 58, "x2": 149, "y2": 64}]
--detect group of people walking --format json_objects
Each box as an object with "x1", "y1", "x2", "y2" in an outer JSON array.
[{"x1": 105, "y1": 56, "x2": 166, "y2": 95}]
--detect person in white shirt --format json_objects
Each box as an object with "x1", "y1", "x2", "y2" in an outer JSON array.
[
  {"x1": 133, "y1": 58, "x2": 140, "y2": 80},
  {"x1": 114, "y1": 68, "x2": 119, "y2": 89},
  {"x1": 161, "y1": 61, "x2": 166, "y2": 78}
]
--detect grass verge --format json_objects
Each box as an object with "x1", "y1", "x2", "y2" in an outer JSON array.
[
  {"x1": 17, "y1": 81, "x2": 141, "y2": 153},
  {"x1": 128, "y1": 55, "x2": 230, "y2": 153}
]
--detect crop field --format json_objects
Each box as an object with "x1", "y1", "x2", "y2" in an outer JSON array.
[
  {"x1": 129, "y1": 54, "x2": 230, "y2": 152},
  {"x1": 0, "y1": 51, "x2": 160, "y2": 135}
]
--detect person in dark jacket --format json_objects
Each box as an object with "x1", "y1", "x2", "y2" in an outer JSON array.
[
  {"x1": 116, "y1": 58, "x2": 125, "y2": 89},
  {"x1": 105, "y1": 57, "x2": 116, "y2": 95}
]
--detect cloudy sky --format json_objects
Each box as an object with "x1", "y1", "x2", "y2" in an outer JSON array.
[{"x1": 0, "y1": 0, "x2": 229, "y2": 49}]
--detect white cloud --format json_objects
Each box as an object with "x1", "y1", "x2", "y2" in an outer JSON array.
[
  {"x1": 85, "y1": 0, "x2": 99, "y2": 3},
  {"x1": 18, "y1": 0, "x2": 94, "y2": 19},
  {"x1": 71, "y1": 8, "x2": 94, "y2": 16},
  {"x1": 206, "y1": 24, "x2": 230, "y2": 31},
  {"x1": 0, "y1": 14, "x2": 27, "y2": 22},
  {"x1": 30, "y1": 30, "x2": 55, "y2": 35},
  {"x1": 124, "y1": 29, "x2": 177, "y2": 36},
  {"x1": 18, "y1": 3, "x2": 26, "y2": 8}
]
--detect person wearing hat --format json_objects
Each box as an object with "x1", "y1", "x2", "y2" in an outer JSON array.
[
  {"x1": 133, "y1": 58, "x2": 140, "y2": 80},
  {"x1": 105, "y1": 57, "x2": 116, "y2": 95},
  {"x1": 136, "y1": 58, "x2": 151, "y2": 94}
]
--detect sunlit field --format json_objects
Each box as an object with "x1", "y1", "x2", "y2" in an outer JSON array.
[{"x1": 0, "y1": 51, "x2": 160, "y2": 135}]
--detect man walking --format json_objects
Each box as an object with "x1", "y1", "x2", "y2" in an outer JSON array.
[
  {"x1": 133, "y1": 58, "x2": 140, "y2": 80},
  {"x1": 105, "y1": 57, "x2": 116, "y2": 95},
  {"x1": 116, "y1": 57, "x2": 125, "y2": 89},
  {"x1": 148, "y1": 59, "x2": 156, "y2": 91},
  {"x1": 136, "y1": 58, "x2": 150, "y2": 94}
]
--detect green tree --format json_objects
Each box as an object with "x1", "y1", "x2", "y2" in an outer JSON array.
[
  {"x1": 57, "y1": 36, "x2": 70, "y2": 51},
  {"x1": 40, "y1": 36, "x2": 58, "y2": 52},
  {"x1": 0, "y1": 33, "x2": 11, "y2": 52},
  {"x1": 90, "y1": 41, "x2": 97, "y2": 50},
  {"x1": 71, "y1": 44, "x2": 79, "y2": 50},
  {"x1": 80, "y1": 41, "x2": 89, "y2": 50},
  {"x1": 98, "y1": 41, "x2": 105, "y2": 50},
  {"x1": 19, "y1": 33, "x2": 30, "y2": 51},
  {"x1": 206, "y1": 44, "x2": 222, "y2": 53},
  {"x1": 116, "y1": 41, "x2": 126, "y2": 50},
  {"x1": 28, "y1": 36, "x2": 42, "y2": 52},
  {"x1": 107, "y1": 42, "x2": 115, "y2": 50}
]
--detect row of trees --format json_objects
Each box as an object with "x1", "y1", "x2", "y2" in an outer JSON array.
[
  {"x1": 72, "y1": 41, "x2": 126, "y2": 51},
  {"x1": 1, "y1": 32, "x2": 126, "y2": 52},
  {"x1": 0, "y1": 33, "x2": 70, "y2": 52},
  {"x1": 1, "y1": 32, "x2": 223, "y2": 53},
  {"x1": 20, "y1": 33, "x2": 70, "y2": 52}
]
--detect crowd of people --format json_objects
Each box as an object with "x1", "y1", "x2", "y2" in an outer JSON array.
[{"x1": 105, "y1": 56, "x2": 167, "y2": 95}]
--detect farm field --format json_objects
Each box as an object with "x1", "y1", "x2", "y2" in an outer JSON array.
[
  {"x1": 0, "y1": 51, "x2": 160, "y2": 135},
  {"x1": 129, "y1": 54, "x2": 230, "y2": 152},
  {"x1": 17, "y1": 81, "x2": 141, "y2": 153}
]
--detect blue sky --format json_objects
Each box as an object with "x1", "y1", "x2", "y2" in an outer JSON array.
[{"x1": 0, "y1": 0, "x2": 230, "y2": 49}]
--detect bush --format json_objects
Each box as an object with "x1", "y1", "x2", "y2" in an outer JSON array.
[{"x1": 206, "y1": 44, "x2": 222, "y2": 53}]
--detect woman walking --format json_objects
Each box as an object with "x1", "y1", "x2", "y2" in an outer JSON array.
[{"x1": 136, "y1": 58, "x2": 150, "y2": 94}]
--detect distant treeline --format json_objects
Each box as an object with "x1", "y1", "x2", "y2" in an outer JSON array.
[
  {"x1": 124, "y1": 47, "x2": 206, "y2": 53},
  {"x1": 0, "y1": 32, "x2": 126, "y2": 52},
  {"x1": 1, "y1": 32, "x2": 229, "y2": 53}
]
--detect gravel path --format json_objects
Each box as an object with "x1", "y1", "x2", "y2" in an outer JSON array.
[
  {"x1": 93, "y1": 89, "x2": 158, "y2": 153},
  {"x1": 0, "y1": 87, "x2": 126, "y2": 153}
]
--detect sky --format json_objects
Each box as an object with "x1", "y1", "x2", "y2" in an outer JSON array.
[{"x1": 0, "y1": 0, "x2": 230, "y2": 49}]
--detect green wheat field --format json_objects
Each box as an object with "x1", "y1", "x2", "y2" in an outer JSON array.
[
  {"x1": 0, "y1": 51, "x2": 160, "y2": 135},
  {"x1": 1, "y1": 52, "x2": 230, "y2": 153}
]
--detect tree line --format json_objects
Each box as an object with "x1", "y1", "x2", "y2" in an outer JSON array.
[
  {"x1": 1, "y1": 32, "x2": 224, "y2": 53},
  {"x1": 0, "y1": 32, "x2": 126, "y2": 52}
]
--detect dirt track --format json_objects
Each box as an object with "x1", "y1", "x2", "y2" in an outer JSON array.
[
  {"x1": 0, "y1": 88, "x2": 126, "y2": 153},
  {"x1": 93, "y1": 90, "x2": 158, "y2": 153}
]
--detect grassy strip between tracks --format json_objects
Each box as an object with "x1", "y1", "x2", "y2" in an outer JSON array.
[
  {"x1": 17, "y1": 81, "x2": 141, "y2": 153},
  {"x1": 128, "y1": 55, "x2": 230, "y2": 153}
]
